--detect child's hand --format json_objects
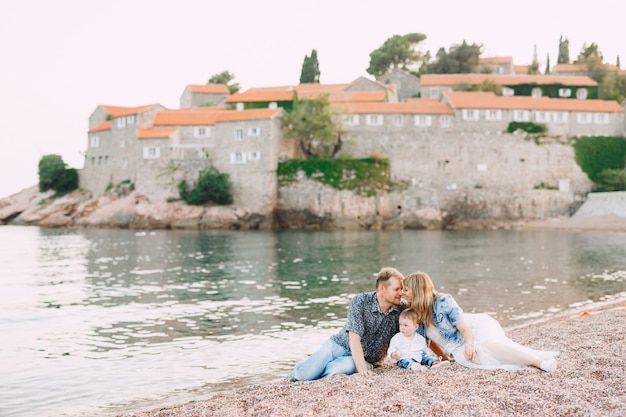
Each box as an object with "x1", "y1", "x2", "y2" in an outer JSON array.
[{"x1": 391, "y1": 351, "x2": 399, "y2": 360}]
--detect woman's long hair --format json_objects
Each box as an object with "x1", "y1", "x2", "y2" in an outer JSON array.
[{"x1": 405, "y1": 271, "x2": 437, "y2": 327}]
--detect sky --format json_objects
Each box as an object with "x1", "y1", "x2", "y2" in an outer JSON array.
[{"x1": 1, "y1": 0, "x2": 624, "y2": 198}]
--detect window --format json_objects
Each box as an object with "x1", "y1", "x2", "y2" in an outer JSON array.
[
  {"x1": 236, "y1": 102, "x2": 244, "y2": 111},
  {"x1": 576, "y1": 89, "x2": 588, "y2": 99},
  {"x1": 558, "y1": 88, "x2": 572, "y2": 98},
  {"x1": 235, "y1": 129, "x2": 244, "y2": 140},
  {"x1": 576, "y1": 112, "x2": 591, "y2": 124},
  {"x1": 594, "y1": 113, "x2": 609, "y2": 124},
  {"x1": 268, "y1": 102, "x2": 277, "y2": 109},
  {"x1": 462, "y1": 109, "x2": 479, "y2": 121},
  {"x1": 343, "y1": 114, "x2": 359, "y2": 125},
  {"x1": 143, "y1": 147, "x2": 160, "y2": 159},
  {"x1": 414, "y1": 115, "x2": 432, "y2": 126},
  {"x1": 513, "y1": 110, "x2": 530, "y2": 122},
  {"x1": 248, "y1": 151, "x2": 261, "y2": 160},
  {"x1": 248, "y1": 127, "x2": 261, "y2": 136},
  {"x1": 553, "y1": 112, "x2": 569, "y2": 123},
  {"x1": 531, "y1": 88, "x2": 542, "y2": 98},
  {"x1": 126, "y1": 115, "x2": 136, "y2": 125},
  {"x1": 365, "y1": 114, "x2": 383, "y2": 126},
  {"x1": 430, "y1": 88, "x2": 439, "y2": 98},
  {"x1": 90, "y1": 135, "x2": 100, "y2": 147},
  {"x1": 535, "y1": 111, "x2": 550, "y2": 123},
  {"x1": 439, "y1": 116, "x2": 451, "y2": 127},
  {"x1": 485, "y1": 110, "x2": 502, "y2": 121},
  {"x1": 116, "y1": 117, "x2": 126, "y2": 128},
  {"x1": 393, "y1": 115, "x2": 403, "y2": 126},
  {"x1": 194, "y1": 127, "x2": 210, "y2": 138},
  {"x1": 230, "y1": 152, "x2": 247, "y2": 164},
  {"x1": 502, "y1": 87, "x2": 514, "y2": 96}
]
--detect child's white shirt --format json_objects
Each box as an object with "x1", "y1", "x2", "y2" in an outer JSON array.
[{"x1": 387, "y1": 331, "x2": 433, "y2": 361}]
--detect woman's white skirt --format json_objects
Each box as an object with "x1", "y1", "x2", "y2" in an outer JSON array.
[{"x1": 449, "y1": 313, "x2": 559, "y2": 370}]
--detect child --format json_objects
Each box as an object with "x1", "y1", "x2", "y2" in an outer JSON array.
[{"x1": 388, "y1": 309, "x2": 450, "y2": 371}]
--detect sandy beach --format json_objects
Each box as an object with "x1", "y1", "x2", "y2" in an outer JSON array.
[
  {"x1": 118, "y1": 299, "x2": 625, "y2": 417},
  {"x1": 115, "y1": 215, "x2": 626, "y2": 417}
]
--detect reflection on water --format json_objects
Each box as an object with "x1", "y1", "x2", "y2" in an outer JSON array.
[{"x1": 0, "y1": 226, "x2": 625, "y2": 417}]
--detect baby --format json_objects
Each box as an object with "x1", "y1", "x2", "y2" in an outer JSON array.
[{"x1": 388, "y1": 309, "x2": 450, "y2": 371}]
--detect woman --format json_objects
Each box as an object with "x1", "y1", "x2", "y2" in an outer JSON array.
[{"x1": 403, "y1": 271, "x2": 558, "y2": 372}]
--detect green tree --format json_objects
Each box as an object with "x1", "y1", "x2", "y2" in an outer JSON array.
[
  {"x1": 208, "y1": 70, "x2": 241, "y2": 94},
  {"x1": 299, "y1": 49, "x2": 321, "y2": 83},
  {"x1": 544, "y1": 54, "x2": 551, "y2": 74},
  {"x1": 366, "y1": 33, "x2": 427, "y2": 77},
  {"x1": 527, "y1": 45, "x2": 540, "y2": 74},
  {"x1": 279, "y1": 94, "x2": 345, "y2": 159},
  {"x1": 178, "y1": 166, "x2": 233, "y2": 205},
  {"x1": 599, "y1": 73, "x2": 626, "y2": 102},
  {"x1": 557, "y1": 35, "x2": 570, "y2": 64},
  {"x1": 425, "y1": 41, "x2": 483, "y2": 74},
  {"x1": 574, "y1": 43, "x2": 607, "y2": 83},
  {"x1": 38, "y1": 155, "x2": 79, "y2": 195},
  {"x1": 38, "y1": 155, "x2": 65, "y2": 191}
]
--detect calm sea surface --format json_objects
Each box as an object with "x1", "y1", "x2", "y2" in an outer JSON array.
[{"x1": 1, "y1": 226, "x2": 625, "y2": 417}]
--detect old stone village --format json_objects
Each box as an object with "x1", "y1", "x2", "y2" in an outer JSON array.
[{"x1": 74, "y1": 58, "x2": 626, "y2": 229}]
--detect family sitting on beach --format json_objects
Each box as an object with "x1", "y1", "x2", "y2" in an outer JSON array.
[{"x1": 288, "y1": 267, "x2": 558, "y2": 382}]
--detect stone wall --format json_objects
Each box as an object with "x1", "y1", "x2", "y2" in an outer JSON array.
[{"x1": 276, "y1": 132, "x2": 593, "y2": 229}]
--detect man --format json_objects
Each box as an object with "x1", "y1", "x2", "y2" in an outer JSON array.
[{"x1": 289, "y1": 267, "x2": 405, "y2": 381}]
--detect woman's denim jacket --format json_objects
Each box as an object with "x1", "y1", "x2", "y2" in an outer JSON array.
[{"x1": 417, "y1": 294, "x2": 465, "y2": 344}]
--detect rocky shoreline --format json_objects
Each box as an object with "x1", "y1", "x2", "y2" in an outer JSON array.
[
  {"x1": 2, "y1": 185, "x2": 625, "y2": 232},
  {"x1": 119, "y1": 301, "x2": 626, "y2": 417}
]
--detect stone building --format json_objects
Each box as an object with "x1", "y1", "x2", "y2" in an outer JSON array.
[
  {"x1": 78, "y1": 75, "x2": 625, "y2": 228},
  {"x1": 179, "y1": 84, "x2": 230, "y2": 108}
]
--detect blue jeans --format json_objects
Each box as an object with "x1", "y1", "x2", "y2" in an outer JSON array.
[
  {"x1": 397, "y1": 353, "x2": 439, "y2": 369},
  {"x1": 289, "y1": 339, "x2": 361, "y2": 381}
]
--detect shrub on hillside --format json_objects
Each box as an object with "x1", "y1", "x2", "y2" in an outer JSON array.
[
  {"x1": 506, "y1": 122, "x2": 547, "y2": 134},
  {"x1": 178, "y1": 166, "x2": 233, "y2": 205},
  {"x1": 594, "y1": 169, "x2": 626, "y2": 192},
  {"x1": 38, "y1": 155, "x2": 78, "y2": 195},
  {"x1": 573, "y1": 136, "x2": 626, "y2": 181}
]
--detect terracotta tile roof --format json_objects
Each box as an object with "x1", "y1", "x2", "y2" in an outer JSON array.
[
  {"x1": 137, "y1": 128, "x2": 176, "y2": 139},
  {"x1": 443, "y1": 91, "x2": 623, "y2": 112},
  {"x1": 226, "y1": 86, "x2": 296, "y2": 103},
  {"x1": 479, "y1": 56, "x2": 513, "y2": 65},
  {"x1": 88, "y1": 121, "x2": 111, "y2": 133},
  {"x1": 552, "y1": 63, "x2": 586, "y2": 73},
  {"x1": 153, "y1": 108, "x2": 282, "y2": 126},
  {"x1": 154, "y1": 111, "x2": 219, "y2": 126},
  {"x1": 215, "y1": 108, "x2": 282, "y2": 122},
  {"x1": 553, "y1": 63, "x2": 620, "y2": 73},
  {"x1": 188, "y1": 84, "x2": 230, "y2": 94},
  {"x1": 226, "y1": 81, "x2": 398, "y2": 104},
  {"x1": 295, "y1": 83, "x2": 349, "y2": 93},
  {"x1": 514, "y1": 66, "x2": 530, "y2": 74},
  {"x1": 420, "y1": 74, "x2": 598, "y2": 87},
  {"x1": 334, "y1": 99, "x2": 453, "y2": 115},
  {"x1": 100, "y1": 104, "x2": 154, "y2": 118},
  {"x1": 300, "y1": 90, "x2": 387, "y2": 103},
  {"x1": 177, "y1": 105, "x2": 227, "y2": 112}
]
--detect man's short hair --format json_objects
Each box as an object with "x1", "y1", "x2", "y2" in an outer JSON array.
[{"x1": 376, "y1": 267, "x2": 404, "y2": 289}]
